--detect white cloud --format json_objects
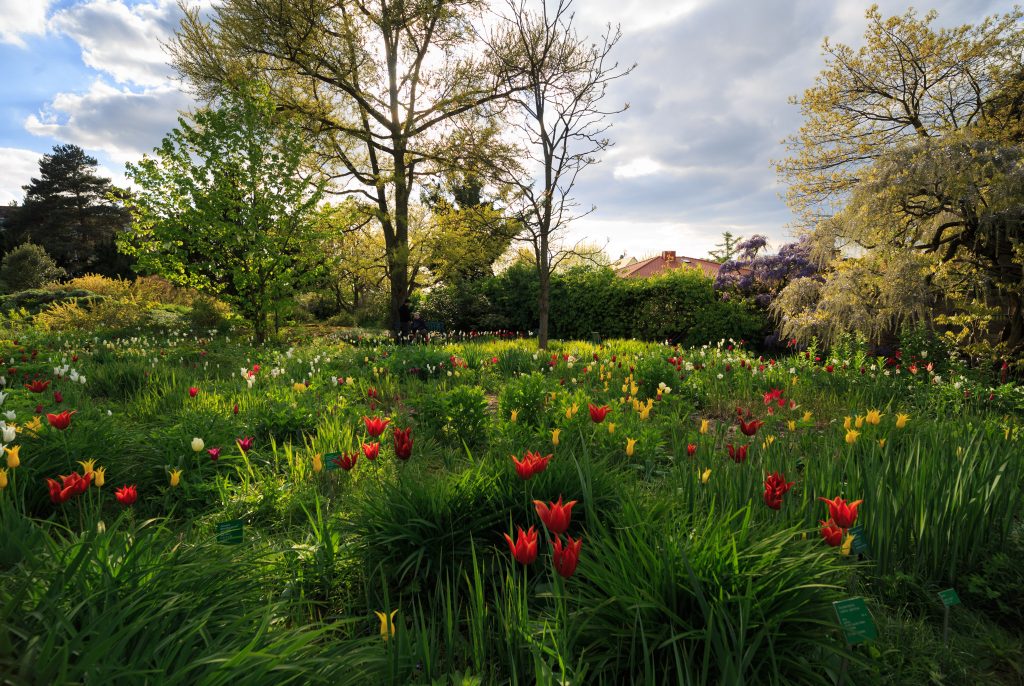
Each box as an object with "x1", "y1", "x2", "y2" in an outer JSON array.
[
  {"x1": 0, "y1": 148, "x2": 44, "y2": 204},
  {"x1": 49, "y1": 0, "x2": 183, "y2": 87},
  {"x1": 0, "y1": 0, "x2": 52, "y2": 47},
  {"x1": 613, "y1": 156, "x2": 665, "y2": 179},
  {"x1": 24, "y1": 78, "x2": 194, "y2": 165}
]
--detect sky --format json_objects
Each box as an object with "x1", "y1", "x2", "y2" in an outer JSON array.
[{"x1": 0, "y1": 0, "x2": 1012, "y2": 261}]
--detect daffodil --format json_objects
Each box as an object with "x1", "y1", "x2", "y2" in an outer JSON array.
[
  {"x1": 510, "y1": 409, "x2": 519, "y2": 423},
  {"x1": 375, "y1": 610, "x2": 399, "y2": 641},
  {"x1": 895, "y1": 413, "x2": 910, "y2": 429},
  {"x1": 169, "y1": 469, "x2": 182, "y2": 487},
  {"x1": 77, "y1": 457, "x2": 95, "y2": 474},
  {"x1": 5, "y1": 445, "x2": 20, "y2": 469},
  {"x1": 700, "y1": 419, "x2": 710, "y2": 434},
  {"x1": 844, "y1": 429, "x2": 860, "y2": 444},
  {"x1": 865, "y1": 409, "x2": 883, "y2": 425},
  {"x1": 551, "y1": 428, "x2": 561, "y2": 447},
  {"x1": 701, "y1": 468, "x2": 711, "y2": 484},
  {"x1": 625, "y1": 437, "x2": 636, "y2": 457},
  {"x1": 93, "y1": 466, "x2": 106, "y2": 488},
  {"x1": 312, "y1": 453, "x2": 323, "y2": 473}
]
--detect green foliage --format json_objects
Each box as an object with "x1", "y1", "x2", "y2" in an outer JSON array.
[
  {"x1": 0, "y1": 242, "x2": 66, "y2": 293},
  {"x1": 122, "y1": 83, "x2": 326, "y2": 342},
  {"x1": 423, "y1": 264, "x2": 766, "y2": 343},
  {"x1": 498, "y1": 372, "x2": 549, "y2": 428}
]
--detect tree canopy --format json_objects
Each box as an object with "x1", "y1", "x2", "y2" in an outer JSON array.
[{"x1": 121, "y1": 85, "x2": 326, "y2": 342}]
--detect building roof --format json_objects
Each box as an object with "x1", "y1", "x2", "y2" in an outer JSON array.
[{"x1": 615, "y1": 251, "x2": 724, "y2": 280}]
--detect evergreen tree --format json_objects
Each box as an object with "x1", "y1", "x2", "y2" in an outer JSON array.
[
  {"x1": 3, "y1": 145, "x2": 130, "y2": 277},
  {"x1": 708, "y1": 231, "x2": 742, "y2": 263}
]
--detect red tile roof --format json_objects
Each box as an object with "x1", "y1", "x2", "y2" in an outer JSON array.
[{"x1": 615, "y1": 251, "x2": 724, "y2": 279}]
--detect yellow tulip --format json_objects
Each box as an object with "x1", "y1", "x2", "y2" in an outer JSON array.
[
  {"x1": 895, "y1": 413, "x2": 910, "y2": 429},
  {"x1": 77, "y1": 457, "x2": 95, "y2": 474},
  {"x1": 312, "y1": 453, "x2": 323, "y2": 473},
  {"x1": 700, "y1": 419, "x2": 710, "y2": 434},
  {"x1": 802, "y1": 411, "x2": 813, "y2": 423},
  {"x1": 841, "y1": 534, "x2": 854, "y2": 556},
  {"x1": 169, "y1": 469, "x2": 182, "y2": 488},
  {"x1": 843, "y1": 416, "x2": 852, "y2": 430},
  {"x1": 565, "y1": 403, "x2": 579, "y2": 420},
  {"x1": 787, "y1": 420, "x2": 796, "y2": 432},
  {"x1": 700, "y1": 468, "x2": 711, "y2": 484},
  {"x1": 625, "y1": 437, "x2": 636, "y2": 457},
  {"x1": 865, "y1": 409, "x2": 883, "y2": 425},
  {"x1": 1005, "y1": 427, "x2": 1011, "y2": 440},
  {"x1": 621, "y1": 383, "x2": 629, "y2": 393},
  {"x1": 375, "y1": 609, "x2": 399, "y2": 640},
  {"x1": 844, "y1": 429, "x2": 860, "y2": 444},
  {"x1": 607, "y1": 422, "x2": 616, "y2": 434},
  {"x1": 877, "y1": 438, "x2": 886, "y2": 448},
  {"x1": 510, "y1": 409, "x2": 519, "y2": 423},
  {"x1": 5, "y1": 445, "x2": 20, "y2": 469},
  {"x1": 791, "y1": 375, "x2": 798, "y2": 386},
  {"x1": 854, "y1": 415, "x2": 864, "y2": 429},
  {"x1": 0, "y1": 468, "x2": 7, "y2": 489},
  {"x1": 93, "y1": 466, "x2": 106, "y2": 488},
  {"x1": 552, "y1": 428, "x2": 561, "y2": 446},
  {"x1": 762, "y1": 435, "x2": 776, "y2": 449},
  {"x1": 24, "y1": 416, "x2": 43, "y2": 435},
  {"x1": 345, "y1": 376, "x2": 354, "y2": 385},
  {"x1": 292, "y1": 382, "x2": 308, "y2": 393}
]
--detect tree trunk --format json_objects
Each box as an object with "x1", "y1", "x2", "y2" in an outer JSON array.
[{"x1": 538, "y1": 266, "x2": 550, "y2": 350}]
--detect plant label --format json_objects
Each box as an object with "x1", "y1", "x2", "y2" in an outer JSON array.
[
  {"x1": 833, "y1": 597, "x2": 877, "y2": 645},
  {"x1": 324, "y1": 452, "x2": 342, "y2": 471},
  {"x1": 216, "y1": 519, "x2": 244, "y2": 544},
  {"x1": 938, "y1": 588, "x2": 961, "y2": 607},
  {"x1": 847, "y1": 525, "x2": 869, "y2": 555}
]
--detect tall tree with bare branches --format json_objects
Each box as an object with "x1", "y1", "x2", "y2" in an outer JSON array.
[{"x1": 486, "y1": 0, "x2": 633, "y2": 348}]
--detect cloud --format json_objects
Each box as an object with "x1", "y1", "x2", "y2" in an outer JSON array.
[
  {"x1": 24, "y1": 78, "x2": 194, "y2": 165},
  {"x1": 0, "y1": 147, "x2": 44, "y2": 204},
  {"x1": 0, "y1": 0, "x2": 52, "y2": 47},
  {"x1": 49, "y1": 0, "x2": 183, "y2": 87}
]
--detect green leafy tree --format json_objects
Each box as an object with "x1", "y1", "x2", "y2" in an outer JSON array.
[
  {"x1": 708, "y1": 231, "x2": 742, "y2": 263},
  {"x1": 121, "y1": 85, "x2": 326, "y2": 342},
  {"x1": 0, "y1": 243, "x2": 66, "y2": 293},
  {"x1": 4, "y1": 144, "x2": 130, "y2": 276},
  {"x1": 169, "y1": 0, "x2": 523, "y2": 337},
  {"x1": 774, "y1": 6, "x2": 1024, "y2": 357}
]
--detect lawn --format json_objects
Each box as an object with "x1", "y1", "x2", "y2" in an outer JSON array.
[{"x1": 0, "y1": 328, "x2": 1022, "y2": 685}]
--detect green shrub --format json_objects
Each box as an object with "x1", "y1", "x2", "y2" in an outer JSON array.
[{"x1": 0, "y1": 242, "x2": 66, "y2": 293}]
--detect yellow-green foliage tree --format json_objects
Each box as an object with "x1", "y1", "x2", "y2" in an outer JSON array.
[{"x1": 774, "y1": 6, "x2": 1024, "y2": 359}]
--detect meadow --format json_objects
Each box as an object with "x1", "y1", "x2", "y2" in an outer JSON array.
[{"x1": 0, "y1": 325, "x2": 1022, "y2": 685}]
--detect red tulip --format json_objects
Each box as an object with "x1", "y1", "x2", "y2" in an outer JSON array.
[
  {"x1": 35, "y1": 404, "x2": 43, "y2": 414},
  {"x1": 362, "y1": 442, "x2": 380, "y2": 461},
  {"x1": 393, "y1": 427, "x2": 413, "y2": 460},
  {"x1": 46, "y1": 471, "x2": 91, "y2": 504},
  {"x1": 820, "y1": 519, "x2": 843, "y2": 546},
  {"x1": 534, "y1": 496, "x2": 577, "y2": 534},
  {"x1": 24, "y1": 379, "x2": 50, "y2": 393},
  {"x1": 233, "y1": 403, "x2": 239, "y2": 415},
  {"x1": 364, "y1": 416, "x2": 391, "y2": 438},
  {"x1": 512, "y1": 450, "x2": 551, "y2": 480},
  {"x1": 819, "y1": 496, "x2": 862, "y2": 529},
  {"x1": 188, "y1": 386, "x2": 199, "y2": 398},
  {"x1": 236, "y1": 437, "x2": 254, "y2": 453},
  {"x1": 332, "y1": 451, "x2": 358, "y2": 471},
  {"x1": 764, "y1": 471, "x2": 794, "y2": 497},
  {"x1": 503, "y1": 526, "x2": 539, "y2": 565},
  {"x1": 763, "y1": 388, "x2": 783, "y2": 405},
  {"x1": 588, "y1": 404, "x2": 610, "y2": 423},
  {"x1": 53, "y1": 391, "x2": 63, "y2": 404},
  {"x1": 46, "y1": 410, "x2": 77, "y2": 430},
  {"x1": 763, "y1": 489, "x2": 784, "y2": 510},
  {"x1": 726, "y1": 444, "x2": 748, "y2": 463},
  {"x1": 738, "y1": 417, "x2": 764, "y2": 436},
  {"x1": 552, "y1": 535, "x2": 583, "y2": 578},
  {"x1": 207, "y1": 447, "x2": 222, "y2": 461},
  {"x1": 115, "y1": 484, "x2": 138, "y2": 506},
  {"x1": 687, "y1": 443, "x2": 697, "y2": 457}
]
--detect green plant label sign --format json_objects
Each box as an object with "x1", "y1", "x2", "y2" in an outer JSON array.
[
  {"x1": 323, "y1": 452, "x2": 342, "y2": 471},
  {"x1": 848, "y1": 525, "x2": 869, "y2": 555},
  {"x1": 216, "y1": 519, "x2": 244, "y2": 545},
  {"x1": 833, "y1": 597, "x2": 877, "y2": 645},
  {"x1": 938, "y1": 588, "x2": 961, "y2": 607}
]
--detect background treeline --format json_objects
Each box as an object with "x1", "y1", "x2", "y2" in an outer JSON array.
[{"x1": 420, "y1": 262, "x2": 766, "y2": 345}]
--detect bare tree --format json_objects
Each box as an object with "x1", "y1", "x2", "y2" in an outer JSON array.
[{"x1": 487, "y1": 0, "x2": 634, "y2": 348}]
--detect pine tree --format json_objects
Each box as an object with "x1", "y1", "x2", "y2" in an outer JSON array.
[{"x1": 708, "y1": 231, "x2": 742, "y2": 263}]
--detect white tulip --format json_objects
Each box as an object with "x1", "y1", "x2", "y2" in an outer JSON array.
[{"x1": 191, "y1": 437, "x2": 205, "y2": 452}]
